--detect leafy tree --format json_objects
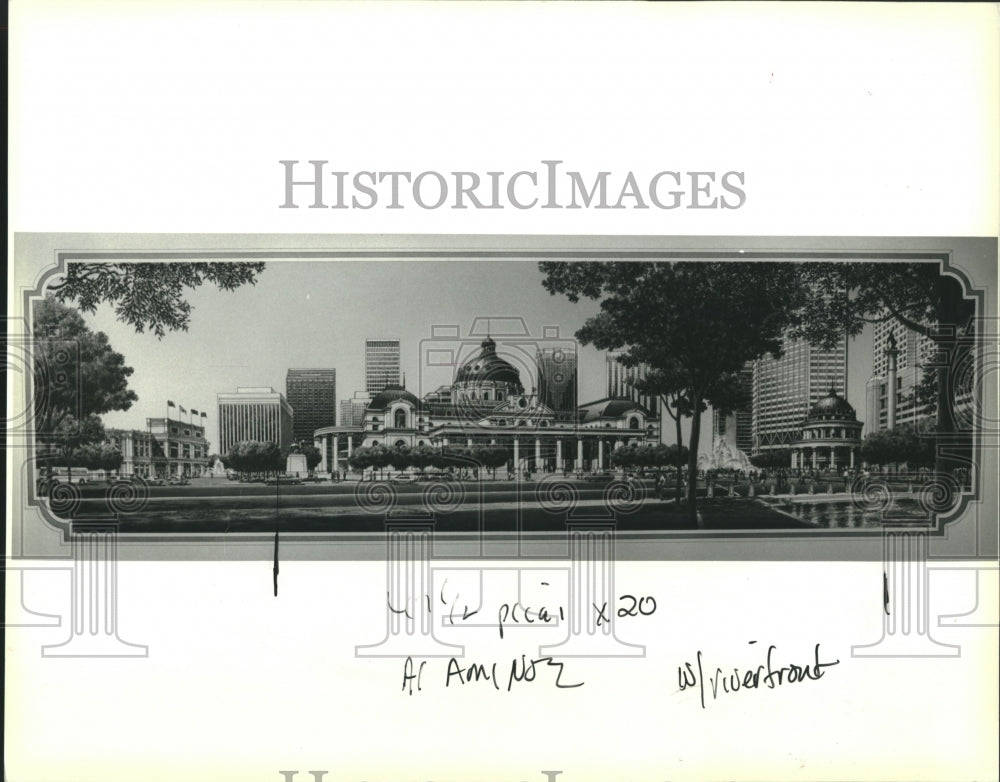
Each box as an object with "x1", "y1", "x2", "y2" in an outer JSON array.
[
  {"x1": 52, "y1": 414, "x2": 106, "y2": 481},
  {"x1": 860, "y1": 425, "x2": 936, "y2": 470},
  {"x1": 74, "y1": 442, "x2": 124, "y2": 476},
  {"x1": 408, "y1": 445, "x2": 435, "y2": 474},
  {"x1": 388, "y1": 444, "x2": 412, "y2": 471},
  {"x1": 348, "y1": 446, "x2": 374, "y2": 475},
  {"x1": 477, "y1": 445, "x2": 510, "y2": 478},
  {"x1": 32, "y1": 297, "x2": 138, "y2": 475},
  {"x1": 749, "y1": 449, "x2": 792, "y2": 469},
  {"x1": 47, "y1": 262, "x2": 267, "y2": 338},
  {"x1": 540, "y1": 261, "x2": 805, "y2": 524},
  {"x1": 299, "y1": 444, "x2": 322, "y2": 471},
  {"x1": 226, "y1": 440, "x2": 283, "y2": 480}
]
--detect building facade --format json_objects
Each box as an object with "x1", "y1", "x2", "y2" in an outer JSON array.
[
  {"x1": 606, "y1": 350, "x2": 660, "y2": 418},
  {"x1": 752, "y1": 336, "x2": 848, "y2": 454},
  {"x1": 791, "y1": 388, "x2": 863, "y2": 471},
  {"x1": 286, "y1": 368, "x2": 337, "y2": 443},
  {"x1": 865, "y1": 316, "x2": 935, "y2": 433},
  {"x1": 217, "y1": 387, "x2": 294, "y2": 455},
  {"x1": 365, "y1": 338, "x2": 401, "y2": 396},
  {"x1": 314, "y1": 337, "x2": 660, "y2": 474},
  {"x1": 536, "y1": 347, "x2": 578, "y2": 413},
  {"x1": 104, "y1": 414, "x2": 211, "y2": 479},
  {"x1": 339, "y1": 391, "x2": 372, "y2": 428}
]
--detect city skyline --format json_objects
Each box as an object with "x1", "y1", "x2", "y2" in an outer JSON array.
[{"x1": 73, "y1": 260, "x2": 875, "y2": 456}]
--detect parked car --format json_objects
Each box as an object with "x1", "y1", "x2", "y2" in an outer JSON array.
[{"x1": 167, "y1": 477, "x2": 190, "y2": 486}]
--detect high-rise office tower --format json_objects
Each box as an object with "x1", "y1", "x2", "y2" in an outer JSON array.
[
  {"x1": 217, "y1": 387, "x2": 294, "y2": 455},
  {"x1": 865, "y1": 315, "x2": 936, "y2": 433},
  {"x1": 536, "y1": 347, "x2": 578, "y2": 411},
  {"x1": 605, "y1": 350, "x2": 660, "y2": 416},
  {"x1": 752, "y1": 336, "x2": 848, "y2": 453},
  {"x1": 365, "y1": 338, "x2": 401, "y2": 396},
  {"x1": 286, "y1": 368, "x2": 337, "y2": 443}
]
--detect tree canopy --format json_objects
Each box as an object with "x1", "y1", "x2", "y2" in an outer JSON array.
[
  {"x1": 47, "y1": 261, "x2": 266, "y2": 338},
  {"x1": 225, "y1": 440, "x2": 284, "y2": 478},
  {"x1": 32, "y1": 298, "x2": 137, "y2": 479},
  {"x1": 860, "y1": 425, "x2": 936, "y2": 468},
  {"x1": 540, "y1": 260, "x2": 806, "y2": 521}
]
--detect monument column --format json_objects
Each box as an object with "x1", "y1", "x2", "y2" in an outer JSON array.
[
  {"x1": 598, "y1": 439, "x2": 604, "y2": 470},
  {"x1": 577, "y1": 439, "x2": 584, "y2": 470},
  {"x1": 332, "y1": 434, "x2": 339, "y2": 472},
  {"x1": 850, "y1": 449, "x2": 855, "y2": 468},
  {"x1": 513, "y1": 438, "x2": 520, "y2": 477},
  {"x1": 318, "y1": 436, "x2": 328, "y2": 472},
  {"x1": 886, "y1": 332, "x2": 900, "y2": 430},
  {"x1": 556, "y1": 439, "x2": 563, "y2": 470},
  {"x1": 812, "y1": 449, "x2": 818, "y2": 469},
  {"x1": 830, "y1": 447, "x2": 836, "y2": 470},
  {"x1": 535, "y1": 438, "x2": 541, "y2": 471}
]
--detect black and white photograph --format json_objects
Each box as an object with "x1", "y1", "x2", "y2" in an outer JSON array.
[{"x1": 14, "y1": 239, "x2": 996, "y2": 554}]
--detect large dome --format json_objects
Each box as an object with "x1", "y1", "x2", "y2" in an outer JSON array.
[
  {"x1": 454, "y1": 337, "x2": 524, "y2": 390},
  {"x1": 367, "y1": 384, "x2": 421, "y2": 411},
  {"x1": 807, "y1": 388, "x2": 857, "y2": 421}
]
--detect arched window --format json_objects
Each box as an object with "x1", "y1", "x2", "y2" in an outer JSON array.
[
  {"x1": 482, "y1": 390, "x2": 491, "y2": 401},
  {"x1": 394, "y1": 409, "x2": 407, "y2": 429},
  {"x1": 395, "y1": 439, "x2": 406, "y2": 447},
  {"x1": 629, "y1": 417, "x2": 640, "y2": 430}
]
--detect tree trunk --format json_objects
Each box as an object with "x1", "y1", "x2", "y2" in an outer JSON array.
[
  {"x1": 931, "y1": 276, "x2": 973, "y2": 477},
  {"x1": 674, "y1": 408, "x2": 684, "y2": 502},
  {"x1": 686, "y1": 403, "x2": 702, "y2": 525}
]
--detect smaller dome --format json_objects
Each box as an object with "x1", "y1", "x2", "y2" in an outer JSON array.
[
  {"x1": 368, "y1": 383, "x2": 421, "y2": 411},
  {"x1": 807, "y1": 387, "x2": 857, "y2": 421}
]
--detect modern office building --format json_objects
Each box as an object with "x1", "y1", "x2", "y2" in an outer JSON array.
[
  {"x1": 865, "y1": 316, "x2": 936, "y2": 433},
  {"x1": 711, "y1": 365, "x2": 754, "y2": 455},
  {"x1": 752, "y1": 335, "x2": 848, "y2": 454},
  {"x1": 536, "y1": 347, "x2": 578, "y2": 412},
  {"x1": 605, "y1": 350, "x2": 660, "y2": 417},
  {"x1": 339, "y1": 391, "x2": 373, "y2": 428},
  {"x1": 365, "y1": 338, "x2": 401, "y2": 395},
  {"x1": 217, "y1": 387, "x2": 294, "y2": 455},
  {"x1": 286, "y1": 368, "x2": 337, "y2": 443}
]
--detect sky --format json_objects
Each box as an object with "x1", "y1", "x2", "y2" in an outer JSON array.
[{"x1": 77, "y1": 260, "x2": 873, "y2": 456}]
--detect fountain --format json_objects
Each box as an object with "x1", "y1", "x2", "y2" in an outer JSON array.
[{"x1": 698, "y1": 435, "x2": 752, "y2": 473}]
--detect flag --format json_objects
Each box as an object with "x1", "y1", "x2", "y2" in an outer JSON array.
[
  {"x1": 179, "y1": 405, "x2": 187, "y2": 414},
  {"x1": 200, "y1": 412, "x2": 207, "y2": 419},
  {"x1": 190, "y1": 408, "x2": 199, "y2": 416},
  {"x1": 167, "y1": 400, "x2": 176, "y2": 407}
]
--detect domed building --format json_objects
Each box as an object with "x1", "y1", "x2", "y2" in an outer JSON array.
[
  {"x1": 791, "y1": 387, "x2": 863, "y2": 470},
  {"x1": 312, "y1": 334, "x2": 663, "y2": 475},
  {"x1": 452, "y1": 337, "x2": 524, "y2": 404}
]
